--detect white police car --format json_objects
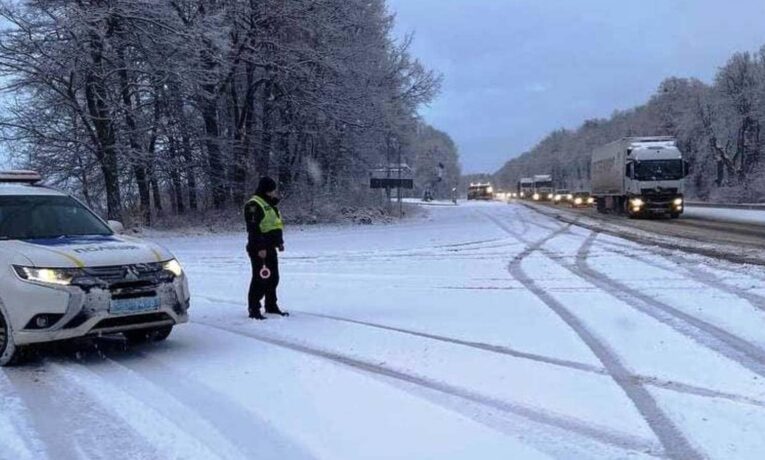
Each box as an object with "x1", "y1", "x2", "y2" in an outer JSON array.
[{"x1": 0, "y1": 171, "x2": 190, "y2": 365}]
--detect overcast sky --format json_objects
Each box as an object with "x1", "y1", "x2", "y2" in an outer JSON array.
[{"x1": 387, "y1": 0, "x2": 765, "y2": 173}]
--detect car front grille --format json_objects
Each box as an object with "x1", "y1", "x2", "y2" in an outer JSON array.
[{"x1": 83, "y1": 263, "x2": 163, "y2": 284}]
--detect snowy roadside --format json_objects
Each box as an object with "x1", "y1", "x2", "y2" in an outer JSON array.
[
  {"x1": 684, "y1": 205, "x2": 765, "y2": 226},
  {"x1": 132, "y1": 202, "x2": 430, "y2": 240}
]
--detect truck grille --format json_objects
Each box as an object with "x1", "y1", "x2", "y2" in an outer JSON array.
[{"x1": 640, "y1": 187, "x2": 678, "y2": 196}]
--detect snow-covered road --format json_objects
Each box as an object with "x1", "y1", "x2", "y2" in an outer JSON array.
[{"x1": 3, "y1": 201, "x2": 765, "y2": 459}]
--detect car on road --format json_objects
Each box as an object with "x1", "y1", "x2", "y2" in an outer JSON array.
[
  {"x1": 571, "y1": 191, "x2": 595, "y2": 208},
  {"x1": 553, "y1": 189, "x2": 573, "y2": 205},
  {"x1": 0, "y1": 171, "x2": 190, "y2": 366}
]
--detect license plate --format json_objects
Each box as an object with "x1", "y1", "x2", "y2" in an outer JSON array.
[{"x1": 110, "y1": 296, "x2": 160, "y2": 315}]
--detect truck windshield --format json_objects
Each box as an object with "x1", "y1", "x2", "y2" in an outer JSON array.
[
  {"x1": 634, "y1": 160, "x2": 684, "y2": 181},
  {"x1": 0, "y1": 195, "x2": 112, "y2": 240},
  {"x1": 535, "y1": 181, "x2": 553, "y2": 188}
]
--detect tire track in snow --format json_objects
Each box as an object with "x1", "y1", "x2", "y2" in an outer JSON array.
[
  {"x1": 193, "y1": 320, "x2": 662, "y2": 455},
  {"x1": 49, "y1": 362, "x2": 228, "y2": 459},
  {"x1": 107, "y1": 351, "x2": 315, "y2": 460},
  {"x1": 529, "y1": 203, "x2": 765, "y2": 346},
  {"x1": 481, "y1": 210, "x2": 704, "y2": 460},
  {"x1": 0, "y1": 371, "x2": 47, "y2": 460},
  {"x1": 4, "y1": 365, "x2": 161, "y2": 460},
  {"x1": 575, "y1": 232, "x2": 765, "y2": 379},
  {"x1": 194, "y1": 296, "x2": 765, "y2": 409},
  {"x1": 511, "y1": 206, "x2": 765, "y2": 363},
  {"x1": 594, "y1": 237, "x2": 765, "y2": 314}
]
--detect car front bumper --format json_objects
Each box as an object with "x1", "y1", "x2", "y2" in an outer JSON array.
[{"x1": 8, "y1": 275, "x2": 190, "y2": 346}]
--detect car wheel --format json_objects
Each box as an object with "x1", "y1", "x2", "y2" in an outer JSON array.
[
  {"x1": 124, "y1": 326, "x2": 173, "y2": 345},
  {"x1": 0, "y1": 308, "x2": 22, "y2": 367},
  {"x1": 670, "y1": 213, "x2": 680, "y2": 219}
]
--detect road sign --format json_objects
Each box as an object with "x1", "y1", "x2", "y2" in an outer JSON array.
[{"x1": 370, "y1": 178, "x2": 414, "y2": 189}]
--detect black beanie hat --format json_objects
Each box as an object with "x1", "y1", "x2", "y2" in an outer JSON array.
[{"x1": 256, "y1": 176, "x2": 277, "y2": 195}]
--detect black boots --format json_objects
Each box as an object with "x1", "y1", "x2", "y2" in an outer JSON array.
[
  {"x1": 249, "y1": 306, "x2": 289, "y2": 319},
  {"x1": 265, "y1": 306, "x2": 290, "y2": 317},
  {"x1": 248, "y1": 308, "x2": 266, "y2": 320}
]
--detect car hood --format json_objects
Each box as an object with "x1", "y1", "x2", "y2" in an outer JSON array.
[{"x1": 5, "y1": 235, "x2": 173, "y2": 268}]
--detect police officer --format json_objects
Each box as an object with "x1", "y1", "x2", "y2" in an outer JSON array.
[{"x1": 244, "y1": 177, "x2": 289, "y2": 319}]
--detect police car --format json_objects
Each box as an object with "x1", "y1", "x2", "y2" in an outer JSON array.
[{"x1": 0, "y1": 171, "x2": 190, "y2": 365}]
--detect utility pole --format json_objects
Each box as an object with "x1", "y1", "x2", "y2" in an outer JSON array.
[{"x1": 397, "y1": 140, "x2": 403, "y2": 218}]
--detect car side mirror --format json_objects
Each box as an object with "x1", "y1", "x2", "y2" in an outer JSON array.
[
  {"x1": 108, "y1": 220, "x2": 125, "y2": 234},
  {"x1": 683, "y1": 160, "x2": 691, "y2": 178}
]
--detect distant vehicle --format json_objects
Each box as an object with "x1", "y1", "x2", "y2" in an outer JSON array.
[
  {"x1": 591, "y1": 137, "x2": 688, "y2": 218},
  {"x1": 0, "y1": 171, "x2": 190, "y2": 366},
  {"x1": 467, "y1": 183, "x2": 494, "y2": 201},
  {"x1": 532, "y1": 174, "x2": 554, "y2": 201},
  {"x1": 553, "y1": 189, "x2": 572, "y2": 205},
  {"x1": 518, "y1": 178, "x2": 534, "y2": 199},
  {"x1": 571, "y1": 191, "x2": 595, "y2": 208}
]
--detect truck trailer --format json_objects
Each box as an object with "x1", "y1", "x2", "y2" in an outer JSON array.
[{"x1": 591, "y1": 137, "x2": 688, "y2": 218}]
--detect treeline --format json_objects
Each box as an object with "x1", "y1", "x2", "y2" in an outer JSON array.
[
  {"x1": 0, "y1": 0, "x2": 447, "y2": 224},
  {"x1": 496, "y1": 46, "x2": 765, "y2": 203}
]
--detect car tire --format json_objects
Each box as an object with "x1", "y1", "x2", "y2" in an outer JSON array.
[
  {"x1": 670, "y1": 213, "x2": 680, "y2": 219},
  {"x1": 0, "y1": 307, "x2": 22, "y2": 367},
  {"x1": 124, "y1": 326, "x2": 173, "y2": 345}
]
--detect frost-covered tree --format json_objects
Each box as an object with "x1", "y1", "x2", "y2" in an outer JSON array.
[{"x1": 0, "y1": 0, "x2": 442, "y2": 223}]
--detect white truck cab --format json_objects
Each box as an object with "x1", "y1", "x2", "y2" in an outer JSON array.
[
  {"x1": 591, "y1": 137, "x2": 688, "y2": 217},
  {"x1": 0, "y1": 171, "x2": 190, "y2": 365}
]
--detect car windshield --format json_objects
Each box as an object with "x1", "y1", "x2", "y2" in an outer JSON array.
[
  {"x1": 535, "y1": 181, "x2": 553, "y2": 188},
  {"x1": 633, "y1": 159, "x2": 684, "y2": 181},
  {"x1": 0, "y1": 195, "x2": 112, "y2": 240}
]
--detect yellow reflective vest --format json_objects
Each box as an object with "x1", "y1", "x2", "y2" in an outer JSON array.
[{"x1": 247, "y1": 195, "x2": 284, "y2": 234}]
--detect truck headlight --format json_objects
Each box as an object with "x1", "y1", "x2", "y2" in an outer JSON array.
[
  {"x1": 533, "y1": 193, "x2": 540, "y2": 200},
  {"x1": 13, "y1": 266, "x2": 78, "y2": 286},
  {"x1": 673, "y1": 198, "x2": 683, "y2": 206},
  {"x1": 630, "y1": 198, "x2": 644, "y2": 207},
  {"x1": 587, "y1": 197, "x2": 595, "y2": 204},
  {"x1": 163, "y1": 259, "x2": 184, "y2": 278}
]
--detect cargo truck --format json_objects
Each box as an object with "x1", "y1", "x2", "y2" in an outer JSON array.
[
  {"x1": 518, "y1": 178, "x2": 534, "y2": 199},
  {"x1": 468, "y1": 183, "x2": 494, "y2": 201},
  {"x1": 591, "y1": 137, "x2": 688, "y2": 218},
  {"x1": 532, "y1": 175, "x2": 554, "y2": 201}
]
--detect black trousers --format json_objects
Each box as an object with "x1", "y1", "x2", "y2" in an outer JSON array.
[{"x1": 247, "y1": 248, "x2": 280, "y2": 312}]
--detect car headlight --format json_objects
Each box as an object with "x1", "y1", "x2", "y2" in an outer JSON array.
[
  {"x1": 533, "y1": 193, "x2": 540, "y2": 200},
  {"x1": 163, "y1": 259, "x2": 184, "y2": 278},
  {"x1": 13, "y1": 266, "x2": 78, "y2": 286},
  {"x1": 574, "y1": 198, "x2": 583, "y2": 205},
  {"x1": 673, "y1": 198, "x2": 683, "y2": 206},
  {"x1": 567, "y1": 194, "x2": 573, "y2": 200},
  {"x1": 630, "y1": 198, "x2": 644, "y2": 207},
  {"x1": 587, "y1": 197, "x2": 595, "y2": 204}
]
